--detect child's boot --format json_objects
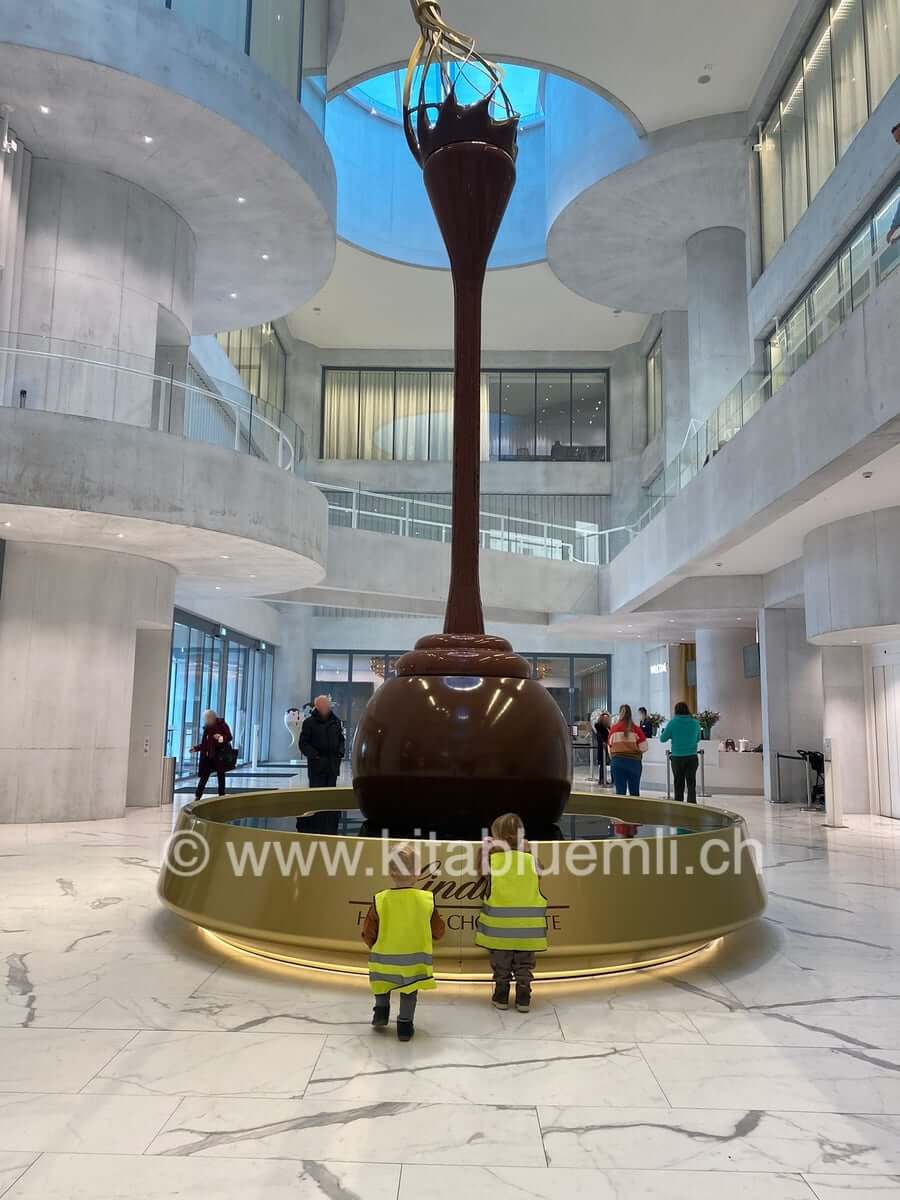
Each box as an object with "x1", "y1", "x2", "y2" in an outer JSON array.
[
  {"x1": 396, "y1": 1018, "x2": 415, "y2": 1042},
  {"x1": 491, "y1": 983, "x2": 510, "y2": 1010},
  {"x1": 515, "y1": 983, "x2": 532, "y2": 1013},
  {"x1": 372, "y1": 1004, "x2": 389, "y2": 1029}
]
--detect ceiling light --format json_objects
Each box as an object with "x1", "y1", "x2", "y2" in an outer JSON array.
[
  {"x1": 862, "y1": 470, "x2": 873, "y2": 479},
  {"x1": 39, "y1": 105, "x2": 51, "y2": 115},
  {"x1": 370, "y1": 107, "x2": 377, "y2": 116},
  {"x1": 261, "y1": 253, "x2": 270, "y2": 261},
  {"x1": 697, "y1": 74, "x2": 711, "y2": 84},
  {"x1": 116, "y1": 532, "x2": 125, "y2": 539},
  {"x1": 249, "y1": 573, "x2": 257, "y2": 579},
  {"x1": 1, "y1": 520, "x2": 10, "y2": 527},
  {"x1": 737, "y1": 617, "x2": 742, "y2": 621},
  {"x1": 229, "y1": 292, "x2": 238, "y2": 299},
  {"x1": 142, "y1": 134, "x2": 154, "y2": 144},
  {"x1": 215, "y1": 585, "x2": 222, "y2": 591},
  {"x1": 220, "y1": 554, "x2": 230, "y2": 560},
  {"x1": 236, "y1": 195, "x2": 247, "y2": 204}
]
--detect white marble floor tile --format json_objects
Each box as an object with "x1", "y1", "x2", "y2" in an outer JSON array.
[
  {"x1": 305, "y1": 1035, "x2": 668, "y2": 1106},
  {"x1": 2, "y1": 1153, "x2": 400, "y2": 1200},
  {"x1": 689, "y1": 1010, "x2": 900, "y2": 1050},
  {"x1": 0, "y1": 1094, "x2": 178, "y2": 1154},
  {"x1": 803, "y1": 1176, "x2": 900, "y2": 1196},
  {"x1": 83, "y1": 1030, "x2": 326, "y2": 1098},
  {"x1": 73, "y1": 989, "x2": 563, "y2": 1039},
  {"x1": 0, "y1": 1155, "x2": 36, "y2": 1200},
  {"x1": 553, "y1": 1004, "x2": 704, "y2": 1044},
  {"x1": 0, "y1": 1030, "x2": 135, "y2": 1092},
  {"x1": 539, "y1": 1105, "x2": 900, "y2": 1174},
  {"x1": 641, "y1": 1044, "x2": 900, "y2": 1114},
  {"x1": 147, "y1": 1096, "x2": 546, "y2": 1165},
  {"x1": 396, "y1": 1164, "x2": 817, "y2": 1199}
]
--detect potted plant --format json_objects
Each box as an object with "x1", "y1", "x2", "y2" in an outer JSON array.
[
  {"x1": 696, "y1": 709, "x2": 720, "y2": 741},
  {"x1": 647, "y1": 712, "x2": 665, "y2": 736}
]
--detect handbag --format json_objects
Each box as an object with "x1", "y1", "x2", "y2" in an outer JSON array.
[{"x1": 219, "y1": 744, "x2": 239, "y2": 772}]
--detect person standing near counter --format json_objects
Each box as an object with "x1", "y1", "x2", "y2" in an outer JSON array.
[
  {"x1": 660, "y1": 702, "x2": 703, "y2": 804},
  {"x1": 607, "y1": 704, "x2": 648, "y2": 796}
]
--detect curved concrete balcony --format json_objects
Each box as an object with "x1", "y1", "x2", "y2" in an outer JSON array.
[
  {"x1": 0, "y1": 406, "x2": 328, "y2": 596},
  {"x1": 0, "y1": 0, "x2": 336, "y2": 331}
]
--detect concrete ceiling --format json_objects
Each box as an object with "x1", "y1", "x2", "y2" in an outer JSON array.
[
  {"x1": 288, "y1": 241, "x2": 649, "y2": 350},
  {"x1": 690, "y1": 441, "x2": 900, "y2": 577},
  {"x1": 330, "y1": 0, "x2": 797, "y2": 133}
]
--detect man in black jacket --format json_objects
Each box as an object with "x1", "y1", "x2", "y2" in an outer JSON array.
[{"x1": 300, "y1": 695, "x2": 346, "y2": 788}]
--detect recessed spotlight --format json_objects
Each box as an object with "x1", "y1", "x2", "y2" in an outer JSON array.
[
  {"x1": 312, "y1": 306, "x2": 321, "y2": 313},
  {"x1": 220, "y1": 554, "x2": 230, "y2": 560},
  {"x1": 142, "y1": 134, "x2": 154, "y2": 144},
  {"x1": 39, "y1": 105, "x2": 51, "y2": 115},
  {"x1": 1, "y1": 520, "x2": 10, "y2": 527},
  {"x1": 715, "y1": 562, "x2": 723, "y2": 568},
  {"x1": 697, "y1": 73, "x2": 711, "y2": 84},
  {"x1": 612, "y1": 309, "x2": 622, "y2": 315},
  {"x1": 862, "y1": 470, "x2": 873, "y2": 479},
  {"x1": 116, "y1": 532, "x2": 125, "y2": 539},
  {"x1": 229, "y1": 292, "x2": 238, "y2": 299},
  {"x1": 249, "y1": 573, "x2": 257, "y2": 579},
  {"x1": 261, "y1": 253, "x2": 270, "y2": 261},
  {"x1": 669, "y1": 619, "x2": 675, "y2": 623},
  {"x1": 236, "y1": 195, "x2": 247, "y2": 204},
  {"x1": 215, "y1": 585, "x2": 222, "y2": 591}
]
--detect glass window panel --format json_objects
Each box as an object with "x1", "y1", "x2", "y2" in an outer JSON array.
[
  {"x1": 394, "y1": 370, "x2": 431, "y2": 461},
  {"x1": 486, "y1": 371, "x2": 501, "y2": 461},
  {"x1": 760, "y1": 109, "x2": 785, "y2": 265},
  {"x1": 429, "y1": 372, "x2": 454, "y2": 461},
  {"x1": 803, "y1": 14, "x2": 837, "y2": 200},
  {"x1": 646, "y1": 338, "x2": 663, "y2": 440},
  {"x1": 768, "y1": 326, "x2": 788, "y2": 393},
  {"x1": 479, "y1": 374, "x2": 492, "y2": 462},
  {"x1": 874, "y1": 182, "x2": 900, "y2": 283},
  {"x1": 314, "y1": 652, "x2": 350, "y2": 730},
  {"x1": 359, "y1": 370, "x2": 395, "y2": 460},
  {"x1": 534, "y1": 657, "x2": 572, "y2": 724},
  {"x1": 167, "y1": 623, "x2": 190, "y2": 770},
  {"x1": 250, "y1": 0, "x2": 302, "y2": 96},
  {"x1": 499, "y1": 372, "x2": 535, "y2": 459},
  {"x1": 864, "y1": 0, "x2": 900, "y2": 109},
  {"x1": 323, "y1": 369, "x2": 360, "y2": 458},
  {"x1": 536, "y1": 372, "x2": 572, "y2": 458},
  {"x1": 849, "y1": 220, "x2": 875, "y2": 306},
  {"x1": 807, "y1": 258, "x2": 846, "y2": 352},
  {"x1": 573, "y1": 657, "x2": 611, "y2": 721},
  {"x1": 172, "y1": 0, "x2": 247, "y2": 51},
  {"x1": 784, "y1": 298, "x2": 810, "y2": 371},
  {"x1": 831, "y1": 0, "x2": 869, "y2": 155},
  {"x1": 781, "y1": 65, "x2": 809, "y2": 236},
  {"x1": 572, "y1": 372, "x2": 609, "y2": 459}
]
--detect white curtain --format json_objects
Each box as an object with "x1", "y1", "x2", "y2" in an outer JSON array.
[
  {"x1": 429, "y1": 372, "x2": 454, "y2": 461},
  {"x1": 864, "y1": 0, "x2": 900, "y2": 109},
  {"x1": 831, "y1": 0, "x2": 869, "y2": 155},
  {"x1": 780, "y1": 66, "x2": 809, "y2": 236},
  {"x1": 323, "y1": 369, "x2": 359, "y2": 458},
  {"x1": 359, "y1": 370, "x2": 395, "y2": 460},
  {"x1": 804, "y1": 15, "x2": 837, "y2": 200},
  {"x1": 394, "y1": 371, "x2": 431, "y2": 461}
]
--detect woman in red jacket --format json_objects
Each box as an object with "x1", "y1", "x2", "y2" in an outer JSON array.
[
  {"x1": 191, "y1": 709, "x2": 233, "y2": 799},
  {"x1": 607, "y1": 704, "x2": 648, "y2": 796}
]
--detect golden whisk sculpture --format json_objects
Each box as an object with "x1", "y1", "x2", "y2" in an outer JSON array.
[{"x1": 402, "y1": 0, "x2": 518, "y2": 165}]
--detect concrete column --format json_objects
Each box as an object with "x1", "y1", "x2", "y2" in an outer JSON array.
[
  {"x1": 660, "y1": 310, "x2": 692, "y2": 462},
  {"x1": 126, "y1": 628, "x2": 173, "y2": 809},
  {"x1": 758, "y1": 608, "x2": 823, "y2": 803},
  {"x1": 15, "y1": 160, "x2": 196, "y2": 424},
  {"x1": 695, "y1": 627, "x2": 761, "y2": 743},
  {"x1": 822, "y1": 645, "x2": 870, "y2": 816},
  {"x1": 685, "y1": 227, "x2": 751, "y2": 425},
  {"x1": 0, "y1": 543, "x2": 175, "y2": 822},
  {"x1": 271, "y1": 603, "x2": 313, "y2": 761}
]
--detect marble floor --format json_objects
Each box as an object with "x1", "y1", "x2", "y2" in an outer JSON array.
[{"x1": 0, "y1": 796, "x2": 899, "y2": 1198}]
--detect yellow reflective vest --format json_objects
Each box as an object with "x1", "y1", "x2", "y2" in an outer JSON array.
[
  {"x1": 368, "y1": 887, "x2": 437, "y2": 994},
  {"x1": 475, "y1": 848, "x2": 548, "y2": 952}
]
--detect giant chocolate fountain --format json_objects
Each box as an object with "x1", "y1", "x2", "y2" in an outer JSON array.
[{"x1": 352, "y1": 1, "x2": 572, "y2": 829}]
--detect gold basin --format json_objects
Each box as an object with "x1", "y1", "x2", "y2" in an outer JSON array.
[{"x1": 158, "y1": 788, "x2": 766, "y2": 980}]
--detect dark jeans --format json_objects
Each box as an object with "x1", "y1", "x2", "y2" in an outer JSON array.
[
  {"x1": 196, "y1": 757, "x2": 226, "y2": 799},
  {"x1": 610, "y1": 756, "x2": 642, "y2": 796},
  {"x1": 489, "y1": 949, "x2": 536, "y2": 987},
  {"x1": 596, "y1": 742, "x2": 608, "y2": 784},
  {"x1": 672, "y1": 754, "x2": 699, "y2": 804},
  {"x1": 374, "y1": 991, "x2": 417, "y2": 1021}
]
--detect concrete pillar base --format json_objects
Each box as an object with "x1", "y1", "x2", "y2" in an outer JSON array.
[{"x1": 0, "y1": 542, "x2": 175, "y2": 822}]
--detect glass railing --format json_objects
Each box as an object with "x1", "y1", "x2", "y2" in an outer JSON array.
[
  {"x1": 0, "y1": 332, "x2": 303, "y2": 472},
  {"x1": 315, "y1": 483, "x2": 634, "y2": 565},
  {"x1": 162, "y1": 0, "x2": 328, "y2": 131},
  {"x1": 631, "y1": 177, "x2": 900, "y2": 533}
]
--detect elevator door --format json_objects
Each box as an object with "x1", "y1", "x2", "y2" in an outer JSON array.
[{"x1": 872, "y1": 665, "x2": 900, "y2": 819}]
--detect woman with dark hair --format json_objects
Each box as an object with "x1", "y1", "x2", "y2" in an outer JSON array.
[
  {"x1": 607, "y1": 704, "x2": 648, "y2": 796},
  {"x1": 660, "y1": 701, "x2": 703, "y2": 803},
  {"x1": 592, "y1": 710, "x2": 611, "y2": 785}
]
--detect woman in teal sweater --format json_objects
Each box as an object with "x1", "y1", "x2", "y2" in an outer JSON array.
[{"x1": 660, "y1": 702, "x2": 703, "y2": 804}]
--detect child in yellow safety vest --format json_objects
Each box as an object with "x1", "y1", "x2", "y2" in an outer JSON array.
[
  {"x1": 476, "y1": 812, "x2": 548, "y2": 1012},
  {"x1": 362, "y1": 841, "x2": 445, "y2": 1042}
]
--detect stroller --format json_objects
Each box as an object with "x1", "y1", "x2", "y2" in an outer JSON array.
[{"x1": 797, "y1": 749, "x2": 825, "y2": 811}]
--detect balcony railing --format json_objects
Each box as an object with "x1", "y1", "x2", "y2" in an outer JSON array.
[
  {"x1": 0, "y1": 333, "x2": 303, "y2": 472},
  {"x1": 632, "y1": 178, "x2": 900, "y2": 532},
  {"x1": 315, "y1": 483, "x2": 634, "y2": 565}
]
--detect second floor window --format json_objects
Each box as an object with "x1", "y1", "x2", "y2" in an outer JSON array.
[{"x1": 646, "y1": 336, "x2": 663, "y2": 441}]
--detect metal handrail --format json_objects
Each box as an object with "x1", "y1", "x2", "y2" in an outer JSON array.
[
  {"x1": 0, "y1": 342, "x2": 301, "y2": 471},
  {"x1": 313, "y1": 480, "x2": 636, "y2": 564}
]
